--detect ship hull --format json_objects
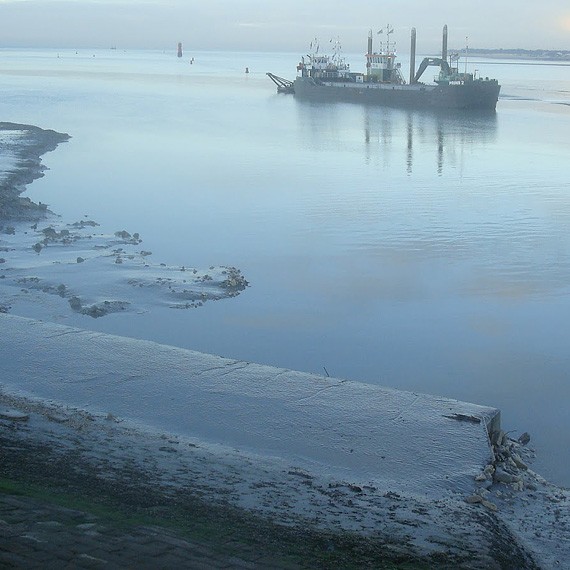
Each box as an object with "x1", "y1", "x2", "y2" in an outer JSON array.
[{"x1": 293, "y1": 77, "x2": 500, "y2": 111}]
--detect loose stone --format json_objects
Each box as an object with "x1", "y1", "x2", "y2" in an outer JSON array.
[
  {"x1": 0, "y1": 409, "x2": 30, "y2": 421},
  {"x1": 466, "y1": 495, "x2": 482, "y2": 504},
  {"x1": 494, "y1": 469, "x2": 520, "y2": 484},
  {"x1": 481, "y1": 499, "x2": 498, "y2": 512},
  {"x1": 511, "y1": 453, "x2": 528, "y2": 470},
  {"x1": 518, "y1": 432, "x2": 531, "y2": 445}
]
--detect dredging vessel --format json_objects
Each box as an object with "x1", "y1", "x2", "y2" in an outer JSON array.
[{"x1": 267, "y1": 25, "x2": 500, "y2": 111}]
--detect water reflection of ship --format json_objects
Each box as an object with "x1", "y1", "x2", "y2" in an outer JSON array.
[
  {"x1": 362, "y1": 108, "x2": 498, "y2": 174},
  {"x1": 296, "y1": 101, "x2": 497, "y2": 174}
]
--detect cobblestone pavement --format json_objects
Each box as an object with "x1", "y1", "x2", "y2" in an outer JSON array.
[{"x1": 0, "y1": 492, "x2": 298, "y2": 569}]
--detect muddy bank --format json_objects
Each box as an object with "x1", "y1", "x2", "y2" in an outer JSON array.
[
  {"x1": 0, "y1": 122, "x2": 70, "y2": 220},
  {"x1": 0, "y1": 219, "x2": 248, "y2": 317},
  {"x1": 0, "y1": 123, "x2": 248, "y2": 317}
]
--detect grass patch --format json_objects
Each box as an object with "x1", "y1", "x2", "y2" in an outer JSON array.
[
  {"x1": 1, "y1": 431, "x2": 431, "y2": 569},
  {"x1": 0, "y1": 473, "x2": 426, "y2": 569}
]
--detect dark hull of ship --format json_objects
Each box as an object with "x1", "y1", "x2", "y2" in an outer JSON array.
[{"x1": 294, "y1": 77, "x2": 500, "y2": 111}]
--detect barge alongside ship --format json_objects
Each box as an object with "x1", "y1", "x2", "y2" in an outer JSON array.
[{"x1": 268, "y1": 25, "x2": 500, "y2": 111}]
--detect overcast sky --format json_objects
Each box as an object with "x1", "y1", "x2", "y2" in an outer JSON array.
[{"x1": 1, "y1": 0, "x2": 569, "y2": 52}]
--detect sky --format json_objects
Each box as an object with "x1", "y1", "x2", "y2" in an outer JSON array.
[{"x1": 0, "y1": 0, "x2": 569, "y2": 52}]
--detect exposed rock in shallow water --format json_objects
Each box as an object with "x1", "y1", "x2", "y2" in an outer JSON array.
[
  {"x1": 2, "y1": 220, "x2": 249, "y2": 318},
  {"x1": 71, "y1": 220, "x2": 99, "y2": 229},
  {"x1": 79, "y1": 300, "x2": 130, "y2": 318},
  {"x1": 518, "y1": 432, "x2": 531, "y2": 445},
  {"x1": 67, "y1": 295, "x2": 129, "y2": 318}
]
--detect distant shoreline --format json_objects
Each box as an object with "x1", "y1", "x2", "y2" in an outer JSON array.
[{"x1": 457, "y1": 48, "x2": 570, "y2": 62}]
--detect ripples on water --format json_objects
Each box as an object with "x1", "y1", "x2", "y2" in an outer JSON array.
[{"x1": 1, "y1": 49, "x2": 569, "y2": 486}]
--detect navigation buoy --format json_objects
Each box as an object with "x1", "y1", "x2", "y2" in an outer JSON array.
[{"x1": 245, "y1": 67, "x2": 249, "y2": 74}]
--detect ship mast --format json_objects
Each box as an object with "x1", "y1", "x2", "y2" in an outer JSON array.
[{"x1": 379, "y1": 24, "x2": 395, "y2": 53}]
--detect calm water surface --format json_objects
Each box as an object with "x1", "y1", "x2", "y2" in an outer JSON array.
[{"x1": 1, "y1": 48, "x2": 569, "y2": 486}]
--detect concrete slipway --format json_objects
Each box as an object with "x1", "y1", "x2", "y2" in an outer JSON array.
[
  {"x1": 1, "y1": 314, "x2": 568, "y2": 568},
  {"x1": 1, "y1": 314, "x2": 498, "y2": 496}
]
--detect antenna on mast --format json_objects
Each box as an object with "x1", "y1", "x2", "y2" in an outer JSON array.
[
  {"x1": 378, "y1": 25, "x2": 394, "y2": 52},
  {"x1": 330, "y1": 36, "x2": 342, "y2": 63},
  {"x1": 386, "y1": 25, "x2": 394, "y2": 52}
]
